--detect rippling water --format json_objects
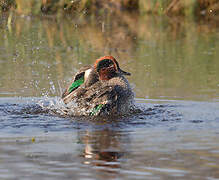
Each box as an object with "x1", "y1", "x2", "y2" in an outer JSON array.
[
  {"x1": 0, "y1": 97, "x2": 219, "y2": 179},
  {"x1": 0, "y1": 13, "x2": 219, "y2": 179}
]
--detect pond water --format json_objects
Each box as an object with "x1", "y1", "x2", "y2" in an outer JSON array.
[{"x1": 0, "y1": 13, "x2": 219, "y2": 179}]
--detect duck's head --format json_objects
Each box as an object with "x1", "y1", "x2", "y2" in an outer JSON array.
[{"x1": 94, "y1": 56, "x2": 131, "y2": 80}]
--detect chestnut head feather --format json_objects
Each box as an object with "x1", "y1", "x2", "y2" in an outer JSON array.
[{"x1": 94, "y1": 56, "x2": 130, "y2": 80}]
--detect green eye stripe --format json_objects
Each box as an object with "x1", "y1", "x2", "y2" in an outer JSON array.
[{"x1": 97, "y1": 59, "x2": 114, "y2": 72}]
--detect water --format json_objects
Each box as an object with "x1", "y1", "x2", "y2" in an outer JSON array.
[{"x1": 0, "y1": 13, "x2": 219, "y2": 179}]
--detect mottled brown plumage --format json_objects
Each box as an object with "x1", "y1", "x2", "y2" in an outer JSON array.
[
  {"x1": 62, "y1": 65, "x2": 98, "y2": 98},
  {"x1": 62, "y1": 56, "x2": 133, "y2": 116}
]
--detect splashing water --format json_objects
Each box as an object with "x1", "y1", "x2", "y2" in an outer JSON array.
[{"x1": 37, "y1": 96, "x2": 137, "y2": 117}]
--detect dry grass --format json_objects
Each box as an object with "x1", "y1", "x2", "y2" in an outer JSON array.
[{"x1": 0, "y1": 0, "x2": 218, "y2": 19}]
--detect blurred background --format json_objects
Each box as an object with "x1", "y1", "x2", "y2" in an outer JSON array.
[
  {"x1": 1, "y1": 2, "x2": 219, "y2": 179},
  {"x1": 0, "y1": 0, "x2": 219, "y2": 101},
  {"x1": 1, "y1": 0, "x2": 219, "y2": 18}
]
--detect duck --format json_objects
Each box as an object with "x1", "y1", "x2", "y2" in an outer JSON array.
[
  {"x1": 62, "y1": 56, "x2": 134, "y2": 116},
  {"x1": 61, "y1": 65, "x2": 98, "y2": 98}
]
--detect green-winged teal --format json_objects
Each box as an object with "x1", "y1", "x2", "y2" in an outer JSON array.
[{"x1": 62, "y1": 56, "x2": 134, "y2": 116}]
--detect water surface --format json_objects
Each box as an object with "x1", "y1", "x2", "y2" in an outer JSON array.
[{"x1": 0, "y1": 13, "x2": 219, "y2": 179}]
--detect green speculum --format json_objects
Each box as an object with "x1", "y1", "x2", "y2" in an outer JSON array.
[
  {"x1": 90, "y1": 104, "x2": 104, "y2": 116},
  {"x1": 68, "y1": 77, "x2": 84, "y2": 93}
]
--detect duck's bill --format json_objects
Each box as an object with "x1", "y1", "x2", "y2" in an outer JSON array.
[{"x1": 119, "y1": 68, "x2": 131, "y2": 76}]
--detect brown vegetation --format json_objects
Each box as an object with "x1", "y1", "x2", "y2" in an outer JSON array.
[{"x1": 0, "y1": 0, "x2": 218, "y2": 20}]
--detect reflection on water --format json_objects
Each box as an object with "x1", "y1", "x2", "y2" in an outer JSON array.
[
  {"x1": 0, "y1": 13, "x2": 218, "y2": 100},
  {"x1": 79, "y1": 128, "x2": 129, "y2": 178},
  {"x1": 0, "y1": 12, "x2": 219, "y2": 180},
  {"x1": 0, "y1": 97, "x2": 219, "y2": 179}
]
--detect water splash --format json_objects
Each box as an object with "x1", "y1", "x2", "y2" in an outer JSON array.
[{"x1": 36, "y1": 96, "x2": 182, "y2": 125}]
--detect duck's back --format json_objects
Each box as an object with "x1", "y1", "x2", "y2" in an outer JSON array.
[{"x1": 74, "y1": 75, "x2": 134, "y2": 115}]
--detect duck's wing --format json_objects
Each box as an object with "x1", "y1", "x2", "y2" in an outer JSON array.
[
  {"x1": 62, "y1": 65, "x2": 92, "y2": 98},
  {"x1": 74, "y1": 82, "x2": 119, "y2": 115}
]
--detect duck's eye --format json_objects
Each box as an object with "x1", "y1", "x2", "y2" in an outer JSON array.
[{"x1": 97, "y1": 59, "x2": 114, "y2": 72}]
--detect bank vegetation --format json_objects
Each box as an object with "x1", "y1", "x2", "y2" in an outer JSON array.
[{"x1": 0, "y1": 0, "x2": 218, "y2": 20}]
